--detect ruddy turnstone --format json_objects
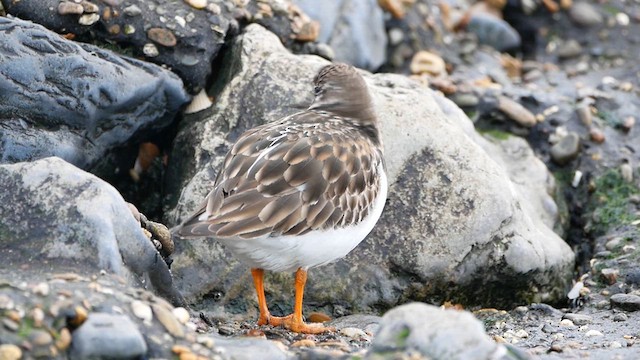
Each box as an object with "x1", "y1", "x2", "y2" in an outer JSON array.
[{"x1": 178, "y1": 63, "x2": 387, "y2": 333}]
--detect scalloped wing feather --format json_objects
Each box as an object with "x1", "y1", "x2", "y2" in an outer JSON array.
[{"x1": 178, "y1": 111, "x2": 384, "y2": 239}]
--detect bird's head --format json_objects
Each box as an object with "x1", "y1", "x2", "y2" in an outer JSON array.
[{"x1": 308, "y1": 63, "x2": 377, "y2": 126}]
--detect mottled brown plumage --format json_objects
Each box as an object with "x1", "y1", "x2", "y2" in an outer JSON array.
[
  {"x1": 179, "y1": 64, "x2": 385, "y2": 241},
  {"x1": 177, "y1": 63, "x2": 387, "y2": 334}
]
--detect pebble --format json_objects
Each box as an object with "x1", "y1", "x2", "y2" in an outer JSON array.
[
  {"x1": 173, "y1": 307, "x2": 190, "y2": 324},
  {"x1": 184, "y1": 0, "x2": 207, "y2": 9},
  {"x1": 576, "y1": 102, "x2": 592, "y2": 126},
  {"x1": 585, "y1": 329, "x2": 603, "y2": 337},
  {"x1": 571, "y1": 170, "x2": 583, "y2": 188},
  {"x1": 152, "y1": 304, "x2": 185, "y2": 338},
  {"x1": 70, "y1": 313, "x2": 147, "y2": 359},
  {"x1": 147, "y1": 28, "x2": 177, "y2": 47},
  {"x1": 58, "y1": 1, "x2": 84, "y2": 15},
  {"x1": 514, "y1": 306, "x2": 528, "y2": 314},
  {"x1": 560, "y1": 319, "x2": 575, "y2": 327},
  {"x1": 410, "y1": 51, "x2": 446, "y2": 77},
  {"x1": 291, "y1": 339, "x2": 316, "y2": 347},
  {"x1": 616, "y1": 12, "x2": 630, "y2": 26},
  {"x1": 466, "y1": 13, "x2": 521, "y2": 52},
  {"x1": 143, "y1": 43, "x2": 160, "y2": 58},
  {"x1": 557, "y1": 39, "x2": 583, "y2": 59},
  {"x1": 30, "y1": 329, "x2": 53, "y2": 346},
  {"x1": 81, "y1": 1, "x2": 99, "y2": 13},
  {"x1": 123, "y1": 24, "x2": 135, "y2": 35},
  {"x1": 589, "y1": 128, "x2": 605, "y2": 143},
  {"x1": 313, "y1": 43, "x2": 335, "y2": 61},
  {"x1": 569, "y1": 3, "x2": 603, "y2": 27},
  {"x1": 620, "y1": 163, "x2": 633, "y2": 183},
  {"x1": 549, "y1": 343, "x2": 563, "y2": 352},
  {"x1": 78, "y1": 13, "x2": 100, "y2": 26},
  {"x1": 613, "y1": 312, "x2": 628, "y2": 322},
  {"x1": 339, "y1": 327, "x2": 367, "y2": 339},
  {"x1": 625, "y1": 269, "x2": 640, "y2": 285},
  {"x1": 497, "y1": 96, "x2": 536, "y2": 127},
  {"x1": 622, "y1": 116, "x2": 635, "y2": 132},
  {"x1": 124, "y1": 5, "x2": 142, "y2": 16},
  {"x1": 0, "y1": 344, "x2": 22, "y2": 360},
  {"x1": 450, "y1": 93, "x2": 480, "y2": 108},
  {"x1": 550, "y1": 132, "x2": 581, "y2": 165},
  {"x1": 131, "y1": 300, "x2": 153, "y2": 323},
  {"x1": 609, "y1": 341, "x2": 623, "y2": 349},
  {"x1": 541, "y1": 324, "x2": 557, "y2": 333},
  {"x1": 610, "y1": 293, "x2": 640, "y2": 311},
  {"x1": 600, "y1": 268, "x2": 619, "y2": 285},
  {"x1": 56, "y1": 328, "x2": 72, "y2": 350},
  {"x1": 32, "y1": 282, "x2": 50, "y2": 296},
  {"x1": 562, "y1": 313, "x2": 592, "y2": 325},
  {"x1": 2, "y1": 318, "x2": 19, "y2": 332},
  {"x1": 388, "y1": 28, "x2": 404, "y2": 46},
  {"x1": 294, "y1": 21, "x2": 320, "y2": 42},
  {"x1": 605, "y1": 237, "x2": 622, "y2": 251},
  {"x1": 0, "y1": 295, "x2": 14, "y2": 310},
  {"x1": 31, "y1": 307, "x2": 45, "y2": 327},
  {"x1": 207, "y1": 3, "x2": 221, "y2": 15}
]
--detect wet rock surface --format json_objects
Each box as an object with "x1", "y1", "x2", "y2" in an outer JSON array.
[
  {"x1": 0, "y1": 0, "x2": 231, "y2": 94},
  {"x1": 0, "y1": 16, "x2": 190, "y2": 169}
]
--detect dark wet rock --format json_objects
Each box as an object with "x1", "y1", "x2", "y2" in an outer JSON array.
[
  {"x1": 0, "y1": 157, "x2": 185, "y2": 306},
  {"x1": 295, "y1": 0, "x2": 387, "y2": 70},
  {"x1": 0, "y1": 16, "x2": 189, "y2": 169},
  {"x1": 466, "y1": 13, "x2": 521, "y2": 53},
  {"x1": 367, "y1": 302, "x2": 510, "y2": 359},
  {"x1": 1, "y1": 0, "x2": 231, "y2": 94},
  {"x1": 610, "y1": 293, "x2": 640, "y2": 311},
  {"x1": 550, "y1": 132, "x2": 581, "y2": 165},
  {"x1": 562, "y1": 313, "x2": 592, "y2": 325},
  {"x1": 166, "y1": 24, "x2": 574, "y2": 313},
  {"x1": 70, "y1": 313, "x2": 147, "y2": 360}
]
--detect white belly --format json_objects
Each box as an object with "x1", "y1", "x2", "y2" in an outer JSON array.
[{"x1": 220, "y1": 168, "x2": 388, "y2": 273}]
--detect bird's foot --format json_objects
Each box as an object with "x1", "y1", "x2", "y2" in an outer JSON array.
[
  {"x1": 257, "y1": 314, "x2": 293, "y2": 327},
  {"x1": 282, "y1": 318, "x2": 335, "y2": 334}
]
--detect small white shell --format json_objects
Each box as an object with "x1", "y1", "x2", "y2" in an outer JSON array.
[{"x1": 184, "y1": 89, "x2": 213, "y2": 114}]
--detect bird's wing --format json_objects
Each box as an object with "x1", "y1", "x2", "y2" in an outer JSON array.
[{"x1": 178, "y1": 111, "x2": 384, "y2": 240}]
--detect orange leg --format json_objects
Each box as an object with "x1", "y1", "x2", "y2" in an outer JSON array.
[
  {"x1": 282, "y1": 268, "x2": 335, "y2": 334},
  {"x1": 251, "y1": 268, "x2": 291, "y2": 326}
]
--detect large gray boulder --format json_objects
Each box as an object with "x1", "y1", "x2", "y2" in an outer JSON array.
[
  {"x1": 0, "y1": 16, "x2": 190, "y2": 169},
  {"x1": 0, "y1": 157, "x2": 184, "y2": 306},
  {"x1": 165, "y1": 24, "x2": 574, "y2": 316}
]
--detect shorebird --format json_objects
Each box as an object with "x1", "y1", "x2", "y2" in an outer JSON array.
[{"x1": 178, "y1": 63, "x2": 387, "y2": 333}]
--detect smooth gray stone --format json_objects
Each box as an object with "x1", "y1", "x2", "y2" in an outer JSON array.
[{"x1": 70, "y1": 313, "x2": 147, "y2": 360}]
